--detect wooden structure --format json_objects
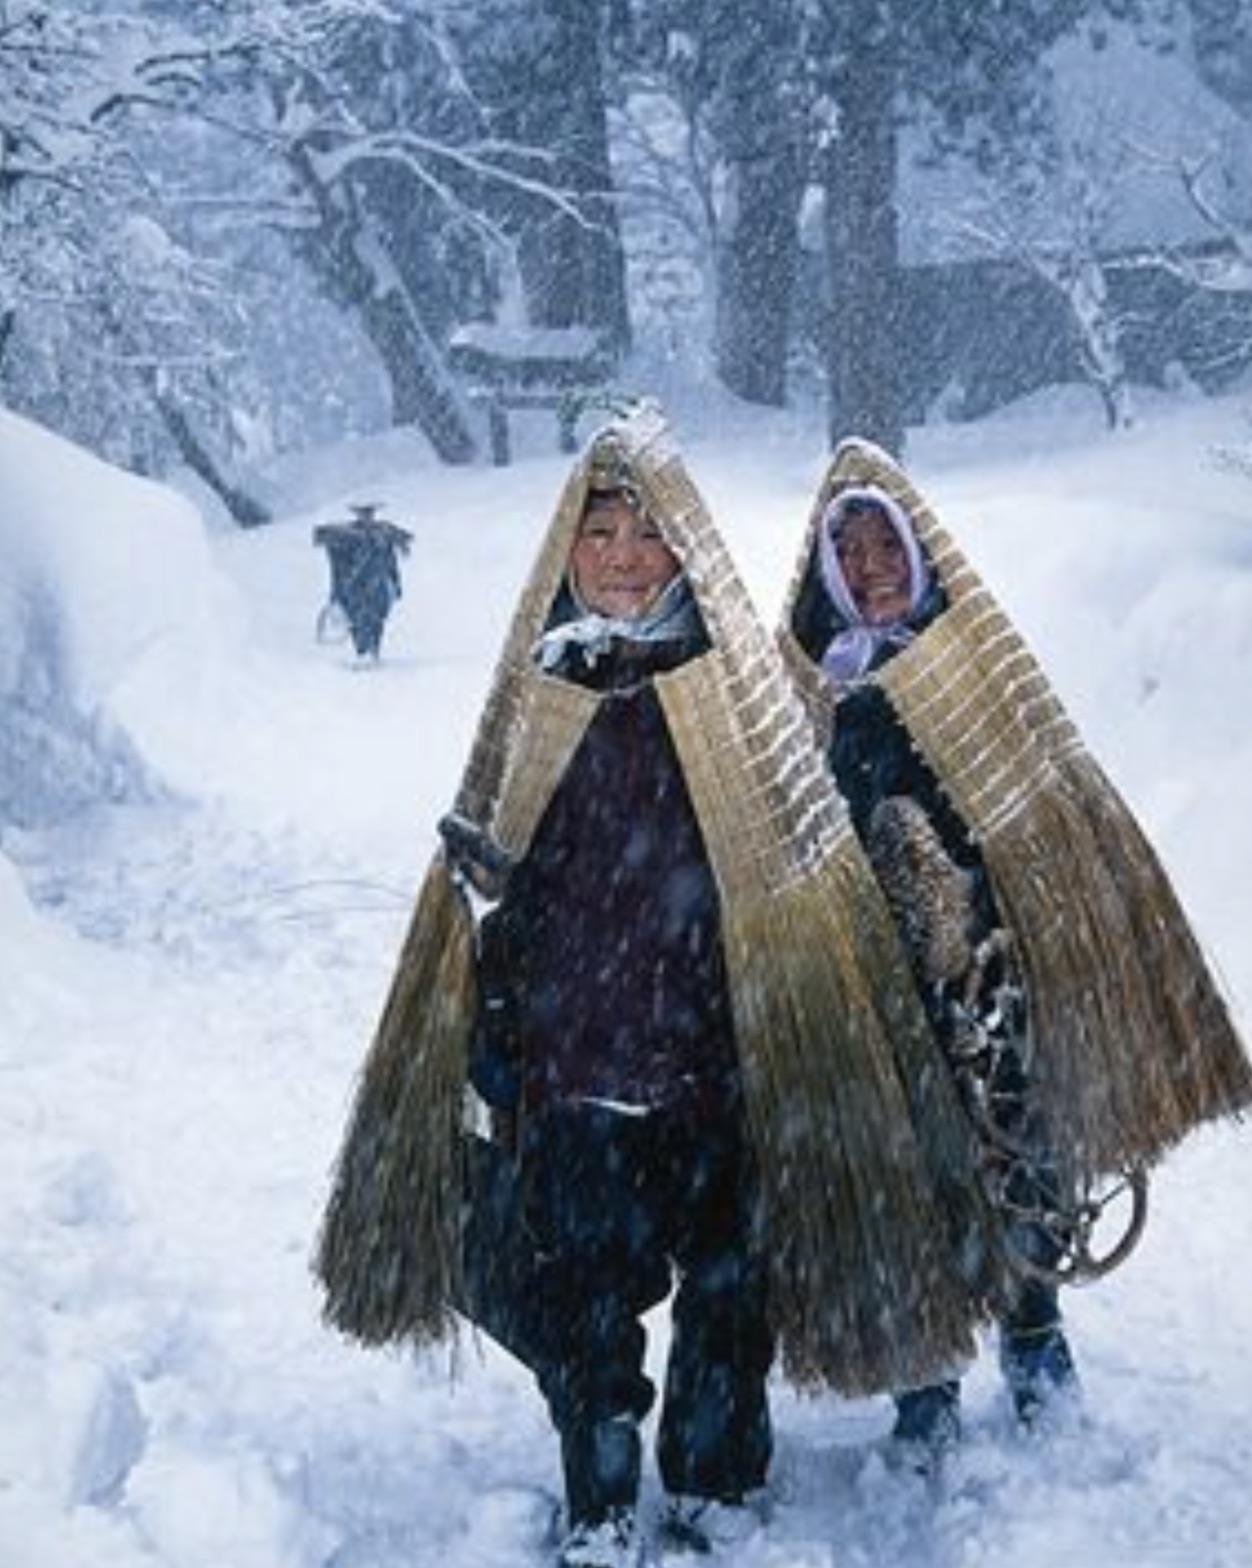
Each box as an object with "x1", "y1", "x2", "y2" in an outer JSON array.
[{"x1": 448, "y1": 323, "x2": 613, "y2": 465}]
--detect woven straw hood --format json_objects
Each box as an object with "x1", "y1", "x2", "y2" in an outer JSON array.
[
  {"x1": 316, "y1": 406, "x2": 1002, "y2": 1396},
  {"x1": 779, "y1": 437, "x2": 1252, "y2": 1187}
]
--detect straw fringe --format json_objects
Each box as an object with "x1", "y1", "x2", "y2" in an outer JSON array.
[
  {"x1": 314, "y1": 857, "x2": 477, "y2": 1346},
  {"x1": 315, "y1": 412, "x2": 1007, "y2": 1390},
  {"x1": 661, "y1": 666, "x2": 997, "y2": 1394},
  {"x1": 314, "y1": 679, "x2": 596, "y2": 1355},
  {"x1": 980, "y1": 774, "x2": 1252, "y2": 1179},
  {"x1": 1052, "y1": 750, "x2": 1252, "y2": 1167},
  {"x1": 784, "y1": 438, "x2": 1251, "y2": 1187}
]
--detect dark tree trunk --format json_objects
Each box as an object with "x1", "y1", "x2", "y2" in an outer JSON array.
[
  {"x1": 152, "y1": 394, "x2": 271, "y2": 529},
  {"x1": 290, "y1": 149, "x2": 478, "y2": 464},
  {"x1": 357, "y1": 284, "x2": 478, "y2": 461},
  {"x1": 99, "y1": 307, "x2": 272, "y2": 529},
  {"x1": 822, "y1": 2, "x2": 905, "y2": 456},
  {"x1": 491, "y1": 0, "x2": 631, "y2": 353},
  {"x1": 1189, "y1": 0, "x2": 1252, "y2": 119},
  {"x1": 712, "y1": 4, "x2": 806, "y2": 406},
  {"x1": 714, "y1": 145, "x2": 806, "y2": 405}
]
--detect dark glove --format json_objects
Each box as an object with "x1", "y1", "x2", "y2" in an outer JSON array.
[
  {"x1": 467, "y1": 908, "x2": 522, "y2": 1112},
  {"x1": 438, "y1": 812, "x2": 514, "y2": 901},
  {"x1": 468, "y1": 1017, "x2": 522, "y2": 1111}
]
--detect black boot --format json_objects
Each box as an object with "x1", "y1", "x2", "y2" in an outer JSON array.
[
  {"x1": 555, "y1": 1508, "x2": 638, "y2": 1568},
  {"x1": 999, "y1": 1267, "x2": 1080, "y2": 1427},
  {"x1": 890, "y1": 1381, "x2": 961, "y2": 1471},
  {"x1": 1000, "y1": 1324, "x2": 1079, "y2": 1426},
  {"x1": 560, "y1": 1413, "x2": 641, "y2": 1536}
]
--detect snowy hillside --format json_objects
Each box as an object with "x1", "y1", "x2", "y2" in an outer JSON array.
[{"x1": 2, "y1": 390, "x2": 1251, "y2": 1568}]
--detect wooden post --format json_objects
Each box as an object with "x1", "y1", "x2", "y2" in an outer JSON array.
[
  {"x1": 487, "y1": 396, "x2": 511, "y2": 466},
  {"x1": 557, "y1": 397, "x2": 579, "y2": 454}
]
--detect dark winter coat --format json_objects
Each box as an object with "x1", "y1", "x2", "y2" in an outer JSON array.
[
  {"x1": 472, "y1": 633, "x2": 741, "y2": 1129},
  {"x1": 324, "y1": 525, "x2": 403, "y2": 620},
  {"x1": 829, "y1": 676, "x2": 999, "y2": 940},
  {"x1": 796, "y1": 555, "x2": 999, "y2": 941}
]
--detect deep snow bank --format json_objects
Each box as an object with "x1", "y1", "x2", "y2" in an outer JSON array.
[{"x1": 0, "y1": 410, "x2": 240, "y2": 826}]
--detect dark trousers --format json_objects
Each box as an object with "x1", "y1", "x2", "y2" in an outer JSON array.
[
  {"x1": 468, "y1": 1103, "x2": 773, "y2": 1526},
  {"x1": 334, "y1": 583, "x2": 392, "y2": 657},
  {"x1": 344, "y1": 604, "x2": 386, "y2": 656},
  {"x1": 988, "y1": 1045, "x2": 1068, "y2": 1344},
  {"x1": 893, "y1": 1041, "x2": 1067, "y2": 1417},
  {"x1": 997, "y1": 1160, "x2": 1066, "y2": 1344}
]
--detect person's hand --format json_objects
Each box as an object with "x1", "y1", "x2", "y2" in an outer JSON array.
[
  {"x1": 468, "y1": 1022, "x2": 521, "y2": 1112},
  {"x1": 438, "y1": 812, "x2": 514, "y2": 900}
]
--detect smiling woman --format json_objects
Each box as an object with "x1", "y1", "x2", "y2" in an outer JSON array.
[
  {"x1": 833, "y1": 503, "x2": 913, "y2": 625},
  {"x1": 315, "y1": 406, "x2": 999, "y2": 1568},
  {"x1": 569, "y1": 490, "x2": 681, "y2": 620},
  {"x1": 779, "y1": 435, "x2": 1252, "y2": 1463}
]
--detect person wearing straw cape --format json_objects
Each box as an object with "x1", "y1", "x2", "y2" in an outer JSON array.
[
  {"x1": 778, "y1": 436, "x2": 1252, "y2": 1461},
  {"x1": 314, "y1": 406, "x2": 1000, "y2": 1568},
  {"x1": 312, "y1": 501, "x2": 411, "y2": 661}
]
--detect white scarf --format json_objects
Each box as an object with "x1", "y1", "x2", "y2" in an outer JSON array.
[
  {"x1": 532, "y1": 572, "x2": 703, "y2": 673},
  {"x1": 817, "y1": 485, "x2": 933, "y2": 684}
]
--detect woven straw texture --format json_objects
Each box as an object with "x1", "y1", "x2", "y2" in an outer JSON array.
[
  {"x1": 780, "y1": 437, "x2": 1252, "y2": 1186},
  {"x1": 317, "y1": 408, "x2": 1002, "y2": 1396}
]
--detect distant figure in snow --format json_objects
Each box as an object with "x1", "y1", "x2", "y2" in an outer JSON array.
[{"x1": 313, "y1": 502, "x2": 412, "y2": 661}]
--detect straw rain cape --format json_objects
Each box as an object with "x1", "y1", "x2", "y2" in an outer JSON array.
[
  {"x1": 779, "y1": 437, "x2": 1252, "y2": 1188},
  {"x1": 315, "y1": 406, "x2": 1000, "y2": 1397}
]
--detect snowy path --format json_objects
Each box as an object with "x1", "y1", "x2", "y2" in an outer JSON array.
[
  {"x1": 4, "y1": 797, "x2": 564, "y2": 1567},
  {"x1": 6, "y1": 409, "x2": 1252, "y2": 1566},
  {"x1": 6, "y1": 778, "x2": 1251, "y2": 1568}
]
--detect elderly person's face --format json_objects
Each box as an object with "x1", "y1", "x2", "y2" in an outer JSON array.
[
  {"x1": 835, "y1": 506, "x2": 913, "y2": 625},
  {"x1": 571, "y1": 491, "x2": 681, "y2": 619}
]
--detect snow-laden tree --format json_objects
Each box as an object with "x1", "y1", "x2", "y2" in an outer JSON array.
[
  {"x1": 5, "y1": 0, "x2": 616, "y2": 481},
  {"x1": 0, "y1": 4, "x2": 103, "y2": 328},
  {"x1": 227, "y1": 1, "x2": 488, "y2": 461},
  {"x1": 450, "y1": 0, "x2": 631, "y2": 354},
  {"x1": 807, "y1": 0, "x2": 1101, "y2": 454},
  {"x1": 1188, "y1": 0, "x2": 1252, "y2": 119},
  {"x1": 605, "y1": 55, "x2": 719, "y2": 369},
  {"x1": 939, "y1": 141, "x2": 1137, "y2": 431},
  {"x1": 1107, "y1": 138, "x2": 1252, "y2": 396},
  {"x1": 195, "y1": 0, "x2": 634, "y2": 463},
  {"x1": 925, "y1": 2, "x2": 1252, "y2": 434},
  {"x1": 0, "y1": 1, "x2": 275, "y2": 519},
  {"x1": 7, "y1": 0, "x2": 1247, "y2": 482},
  {"x1": 1156, "y1": 2, "x2": 1252, "y2": 396},
  {"x1": 608, "y1": 0, "x2": 1116, "y2": 445},
  {"x1": 605, "y1": 0, "x2": 808, "y2": 406}
]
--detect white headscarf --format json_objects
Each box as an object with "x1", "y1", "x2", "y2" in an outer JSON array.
[
  {"x1": 531, "y1": 570, "x2": 703, "y2": 673},
  {"x1": 817, "y1": 485, "x2": 933, "y2": 684}
]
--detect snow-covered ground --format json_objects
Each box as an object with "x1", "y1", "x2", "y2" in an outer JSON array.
[{"x1": 2, "y1": 386, "x2": 1251, "y2": 1568}]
